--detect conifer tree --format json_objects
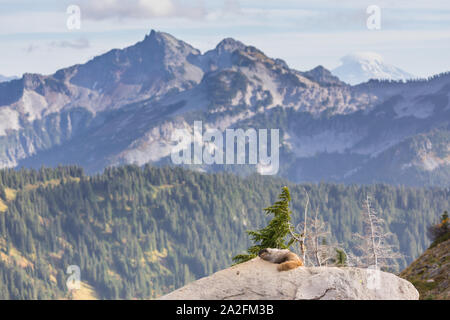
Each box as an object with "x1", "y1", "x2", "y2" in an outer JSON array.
[
  {"x1": 334, "y1": 248, "x2": 347, "y2": 267},
  {"x1": 427, "y1": 211, "x2": 449, "y2": 246},
  {"x1": 232, "y1": 186, "x2": 297, "y2": 264},
  {"x1": 0, "y1": 184, "x2": 6, "y2": 201}
]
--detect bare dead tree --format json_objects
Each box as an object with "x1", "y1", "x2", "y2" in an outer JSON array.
[
  {"x1": 351, "y1": 195, "x2": 403, "y2": 271},
  {"x1": 346, "y1": 250, "x2": 365, "y2": 268},
  {"x1": 288, "y1": 188, "x2": 309, "y2": 264},
  {"x1": 288, "y1": 223, "x2": 304, "y2": 262},
  {"x1": 311, "y1": 208, "x2": 322, "y2": 266},
  {"x1": 288, "y1": 188, "x2": 352, "y2": 268},
  {"x1": 290, "y1": 202, "x2": 336, "y2": 267},
  {"x1": 300, "y1": 189, "x2": 309, "y2": 263},
  {"x1": 306, "y1": 207, "x2": 335, "y2": 266}
]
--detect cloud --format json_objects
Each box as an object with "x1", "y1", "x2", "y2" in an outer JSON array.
[
  {"x1": 24, "y1": 44, "x2": 40, "y2": 53},
  {"x1": 222, "y1": 0, "x2": 241, "y2": 15},
  {"x1": 49, "y1": 38, "x2": 91, "y2": 50},
  {"x1": 80, "y1": 0, "x2": 206, "y2": 20}
]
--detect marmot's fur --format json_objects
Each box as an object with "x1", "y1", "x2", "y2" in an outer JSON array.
[{"x1": 258, "y1": 248, "x2": 304, "y2": 271}]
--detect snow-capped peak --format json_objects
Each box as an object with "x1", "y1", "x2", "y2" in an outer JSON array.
[
  {"x1": 0, "y1": 74, "x2": 19, "y2": 83},
  {"x1": 332, "y1": 52, "x2": 414, "y2": 85}
]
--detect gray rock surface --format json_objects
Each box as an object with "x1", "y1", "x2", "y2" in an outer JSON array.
[{"x1": 160, "y1": 258, "x2": 419, "y2": 300}]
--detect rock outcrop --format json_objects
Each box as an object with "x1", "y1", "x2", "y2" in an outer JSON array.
[{"x1": 160, "y1": 258, "x2": 419, "y2": 300}]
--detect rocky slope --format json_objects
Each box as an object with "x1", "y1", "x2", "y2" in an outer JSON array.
[
  {"x1": 0, "y1": 30, "x2": 448, "y2": 186},
  {"x1": 400, "y1": 238, "x2": 450, "y2": 300},
  {"x1": 160, "y1": 258, "x2": 419, "y2": 300}
]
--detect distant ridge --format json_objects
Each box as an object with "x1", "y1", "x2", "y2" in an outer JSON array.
[{"x1": 0, "y1": 74, "x2": 18, "y2": 83}]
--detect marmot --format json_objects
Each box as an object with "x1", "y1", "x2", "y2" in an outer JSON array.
[{"x1": 258, "y1": 248, "x2": 304, "y2": 271}]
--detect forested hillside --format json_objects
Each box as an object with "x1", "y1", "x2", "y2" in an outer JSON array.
[{"x1": 0, "y1": 165, "x2": 447, "y2": 299}]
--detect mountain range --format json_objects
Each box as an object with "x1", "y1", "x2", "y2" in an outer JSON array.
[{"x1": 0, "y1": 30, "x2": 449, "y2": 186}]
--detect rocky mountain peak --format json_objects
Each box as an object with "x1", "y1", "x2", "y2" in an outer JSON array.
[
  {"x1": 302, "y1": 65, "x2": 345, "y2": 86},
  {"x1": 141, "y1": 29, "x2": 198, "y2": 53},
  {"x1": 21, "y1": 73, "x2": 46, "y2": 90},
  {"x1": 143, "y1": 29, "x2": 174, "y2": 44},
  {"x1": 215, "y1": 37, "x2": 246, "y2": 54}
]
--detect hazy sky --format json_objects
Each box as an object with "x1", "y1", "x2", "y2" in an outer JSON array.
[{"x1": 1, "y1": 0, "x2": 450, "y2": 78}]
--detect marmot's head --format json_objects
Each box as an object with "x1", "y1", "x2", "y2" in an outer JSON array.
[{"x1": 258, "y1": 248, "x2": 271, "y2": 259}]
